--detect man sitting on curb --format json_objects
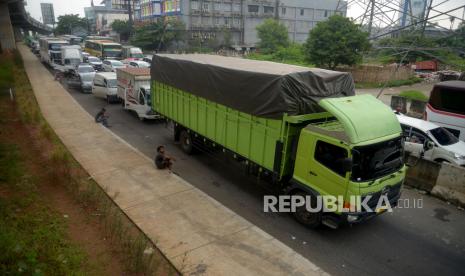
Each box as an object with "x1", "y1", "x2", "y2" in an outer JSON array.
[
  {"x1": 95, "y1": 108, "x2": 111, "y2": 127},
  {"x1": 155, "y1": 145, "x2": 175, "y2": 173}
]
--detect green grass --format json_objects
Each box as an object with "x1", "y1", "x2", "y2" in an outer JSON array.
[
  {"x1": 0, "y1": 144, "x2": 88, "y2": 275},
  {"x1": 399, "y1": 90, "x2": 428, "y2": 101},
  {"x1": 355, "y1": 76, "x2": 422, "y2": 89}
]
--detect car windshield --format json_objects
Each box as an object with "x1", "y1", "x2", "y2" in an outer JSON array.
[
  {"x1": 351, "y1": 137, "x2": 404, "y2": 182},
  {"x1": 131, "y1": 53, "x2": 144, "y2": 58},
  {"x1": 88, "y1": 57, "x2": 100, "y2": 62},
  {"x1": 111, "y1": 61, "x2": 124, "y2": 67},
  {"x1": 429, "y1": 127, "x2": 458, "y2": 146},
  {"x1": 78, "y1": 66, "x2": 94, "y2": 73},
  {"x1": 107, "y1": 79, "x2": 117, "y2": 88}
]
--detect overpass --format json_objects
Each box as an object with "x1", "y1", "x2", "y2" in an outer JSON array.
[{"x1": 0, "y1": 0, "x2": 53, "y2": 51}]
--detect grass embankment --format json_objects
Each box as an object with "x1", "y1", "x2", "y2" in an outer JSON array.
[
  {"x1": 0, "y1": 51, "x2": 177, "y2": 275},
  {"x1": 399, "y1": 90, "x2": 428, "y2": 101},
  {"x1": 246, "y1": 44, "x2": 314, "y2": 67},
  {"x1": 354, "y1": 76, "x2": 423, "y2": 89}
]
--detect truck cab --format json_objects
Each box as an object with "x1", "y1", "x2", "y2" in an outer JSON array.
[{"x1": 290, "y1": 95, "x2": 406, "y2": 228}]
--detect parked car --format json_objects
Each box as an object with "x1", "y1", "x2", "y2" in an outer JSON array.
[
  {"x1": 75, "y1": 64, "x2": 95, "y2": 93},
  {"x1": 102, "y1": 59, "x2": 126, "y2": 72},
  {"x1": 87, "y1": 56, "x2": 103, "y2": 71},
  {"x1": 92, "y1": 72, "x2": 119, "y2": 103},
  {"x1": 397, "y1": 115, "x2": 465, "y2": 166},
  {"x1": 127, "y1": 60, "x2": 150, "y2": 68},
  {"x1": 142, "y1": 55, "x2": 152, "y2": 64},
  {"x1": 82, "y1": 51, "x2": 90, "y2": 61}
]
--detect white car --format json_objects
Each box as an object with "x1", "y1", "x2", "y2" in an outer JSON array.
[
  {"x1": 92, "y1": 72, "x2": 119, "y2": 103},
  {"x1": 87, "y1": 56, "x2": 103, "y2": 71},
  {"x1": 397, "y1": 115, "x2": 465, "y2": 166},
  {"x1": 127, "y1": 60, "x2": 150, "y2": 68},
  {"x1": 102, "y1": 59, "x2": 126, "y2": 72}
]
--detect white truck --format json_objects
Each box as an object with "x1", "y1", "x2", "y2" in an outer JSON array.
[
  {"x1": 122, "y1": 46, "x2": 144, "y2": 60},
  {"x1": 61, "y1": 45, "x2": 83, "y2": 72},
  {"x1": 117, "y1": 67, "x2": 158, "y2": 120}
]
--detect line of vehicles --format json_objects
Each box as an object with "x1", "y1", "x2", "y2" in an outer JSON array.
[
  {"x1": 28, "y1": 35, "x2": 154, "y2": 119},
  {"x1": 27, "y1": 38, "x2": 465, "y2": 228}
]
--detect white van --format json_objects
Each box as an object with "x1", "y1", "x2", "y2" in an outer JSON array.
[{"x1": 92, "y1": 72, "x2": 118, "y2": 103}]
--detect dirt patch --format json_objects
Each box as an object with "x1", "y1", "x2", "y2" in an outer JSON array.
[{"x1": 0, "y1": 97, "x2": 129, "y2": 275}]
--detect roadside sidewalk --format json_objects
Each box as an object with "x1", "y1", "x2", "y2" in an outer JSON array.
[{"x1": 18, "y1": 44, "x2": 327, "y2": 275}]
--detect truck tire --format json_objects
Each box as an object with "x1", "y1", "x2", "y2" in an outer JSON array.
[
  {"x1": 180, "y1": 130, "x2": 194, "y2": 155},
  {"x1": 292, "y1": 191, "x2": 321, "y2": 229}
]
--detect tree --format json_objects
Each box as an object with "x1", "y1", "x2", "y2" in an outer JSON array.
[
  {"x1": 131, "y1": 18, "x2": 185, "y2": 51},
  {"x1": 256, "y1": 19, "x2": 289, "y2": 54},
  {"x1": 55, "y1": 14, "x2": 88, "y2": 35},
  {"x1": 111, "y1": 20, "x2": 131, "y2": 42},
  {"x1": 304, "y1": 15, "x2": 370, "y2": 69}
]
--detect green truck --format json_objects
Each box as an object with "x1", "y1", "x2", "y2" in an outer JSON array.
[{"x1": 151, "y1": 54, "x2": 406, "y2": 228}]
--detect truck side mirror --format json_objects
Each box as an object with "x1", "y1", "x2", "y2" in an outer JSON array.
[{"x1": 342, "y1": 158, "x2": 353, "y2": 173}]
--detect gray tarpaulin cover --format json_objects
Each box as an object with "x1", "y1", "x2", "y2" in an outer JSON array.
[{"x1": 151, "y1": 54, "x2": 355, "y2": 119}]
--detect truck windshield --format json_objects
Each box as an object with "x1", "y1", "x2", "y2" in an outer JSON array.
[
  {"x1": 49, "y1": 43, "x2": 66, "y2": 51},
  {"x1": 351, "y1": 137, "x2": 403, "y2": 182}
]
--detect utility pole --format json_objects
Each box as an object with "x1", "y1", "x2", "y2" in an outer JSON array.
[
  {"x1": 368, "y1": 0, "x2": 375, "y2": 36},
  {"x1": 421, "y1": 0, "x2": 433, "y2": 37},
  {"x1": 126, "y1": 0, "x2": 134, "y2": 37}
]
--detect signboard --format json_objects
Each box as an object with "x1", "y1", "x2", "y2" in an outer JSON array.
[
  {"x1": 162, "y1": 0, "x2": 181, "y2": 15},
  {"x1": 40, "y1": 3, "x2": 55, "y2": 25}
]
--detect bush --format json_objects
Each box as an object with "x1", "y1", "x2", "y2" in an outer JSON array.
[{"x1": 399, "y1": 90, "x2": 428, "y2": 101}]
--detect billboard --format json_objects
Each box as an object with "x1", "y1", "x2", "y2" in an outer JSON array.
[
  {"x1": 40, "y1": 3, "x2": 55, "y2": 25},
  {"x1": 162, "y1": 0, "x2": 181, "y2": 15}
]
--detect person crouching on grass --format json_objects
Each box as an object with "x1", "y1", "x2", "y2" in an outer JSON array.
[{"x1": 155, "y1": 145, "x2": 175, "y2": 172}]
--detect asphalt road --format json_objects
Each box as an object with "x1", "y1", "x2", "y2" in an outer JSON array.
[{"x1": 53, "y1": 70, "x2": 465, "y2": 276}]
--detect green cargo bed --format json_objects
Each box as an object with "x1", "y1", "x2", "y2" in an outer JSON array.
[{"x1": 152, "y1": 81, "x2": 304, "y2": 178}]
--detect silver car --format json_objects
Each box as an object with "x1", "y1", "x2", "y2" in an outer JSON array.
[{"x1": 76, "y1": 64, "x2": 96, "y2": 93}]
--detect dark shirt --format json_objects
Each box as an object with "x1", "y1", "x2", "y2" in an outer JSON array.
[
  {"x1": 155, "y1": 154, "x2": 166, "y2": 169},
  {"x1": 95, "y1": 110, "x2": 105, "y2": 122}
]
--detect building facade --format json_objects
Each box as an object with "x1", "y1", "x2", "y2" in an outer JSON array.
[
  {"x1": 85, "y1": 0, "x2": 141, "y2": 36},
  {"x1": 399, "y1": 0, "x2": 429, "y2": 27},
  {"x1": 134, "y1": 0, "x2": 346, "y2": 47}
]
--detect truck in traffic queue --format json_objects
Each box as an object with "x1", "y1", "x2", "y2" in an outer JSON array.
[
  {"x1": 117, "y1": 68, "x2": 159, "y2": 120},
  {"x1": 122, "y1": 46, "x2": 144, "y2": 60},
  {"x1": 150, "y1": 54, "x2": 407, "y2": 229},
  {"x1": 61, "y1": 45, "x2": 83, "y2": 72}
]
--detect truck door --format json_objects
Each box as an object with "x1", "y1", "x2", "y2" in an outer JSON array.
[{"x1": 305, "y1": 136, "x2": 350, "y2": 205}]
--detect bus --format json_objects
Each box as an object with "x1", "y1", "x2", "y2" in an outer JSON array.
[
  {"x1": 84, "y1": 40, "x2": 122, "y2": 60},
  {"x1": 39, "y1": 37, "x2": 69, "y2": 66},
  {"x1": 425, "y1": 81, "x2": 465, "y2": 141},
  {"x1": 61, "y1": 35, "x2": 83, "y2": 45}
]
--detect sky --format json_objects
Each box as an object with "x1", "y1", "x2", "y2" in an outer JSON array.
[{"x1": 25, "y1": 0, "x2": 465, "y2": 29}]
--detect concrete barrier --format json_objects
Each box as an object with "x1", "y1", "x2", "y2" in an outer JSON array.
[
  {"x1": 432, "y1": 163, "x2": 465, "y2": 207},
  {"x1": 405, "y1": 156, "x2": 441, "y2": 192}
]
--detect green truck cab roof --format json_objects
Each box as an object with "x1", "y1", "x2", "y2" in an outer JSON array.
[{"x1": 317, "y1": 94, "x2": 401, "y2": 145}]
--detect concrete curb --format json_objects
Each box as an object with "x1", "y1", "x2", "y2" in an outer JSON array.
[
  {"x1": 431, "y1": 163, "x2": 465, "y2": 207},
  {"x1": 18, "y1": 45, "x2": 328, "y2": 275}
]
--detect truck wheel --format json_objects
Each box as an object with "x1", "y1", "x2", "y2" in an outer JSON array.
[
  {"x1": 292, "y1": 192, "x2": 321, "y2": 229},
  {"x1": 180, "y1": 130, "x2": 194, "y2": 155}
]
